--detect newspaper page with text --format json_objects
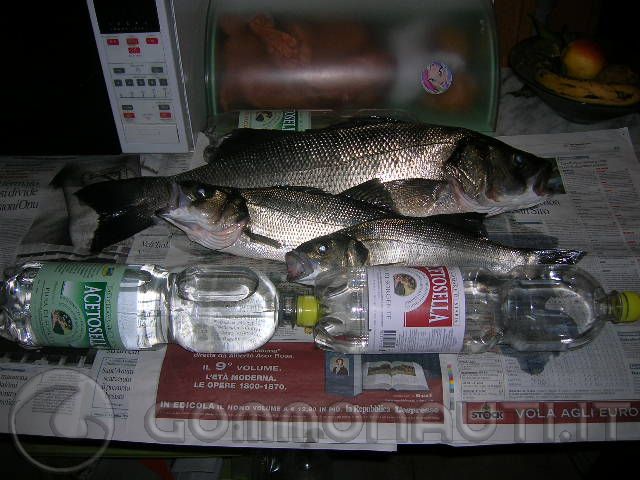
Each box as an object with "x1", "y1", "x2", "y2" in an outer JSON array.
[{"x1": 0, "y1": 128, "x2": 639, "y2": 450}]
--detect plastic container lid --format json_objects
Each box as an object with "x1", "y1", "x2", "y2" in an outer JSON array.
[
  {"x1": 296, "y1": 295, "x2": 321, "y2": 327},
  {"x1": 619, "y1": 291, "x2": 640, "y2": 323}
]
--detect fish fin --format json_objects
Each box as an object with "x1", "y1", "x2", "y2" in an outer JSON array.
[
  {"x1": 534, "y1": 249, "x2": 586, "y2": 265},
  {"x1": 342, "y1": 178, "x2": 451, "y2": 216},
  {"x1": 275, "y1": 185, "x2": 335, "y2": 196},
  {"x1": 76, "y1": 177, "x2": 166, "y2": 214},
  {"x1": 341, "y1": 179, "x2": 398, "y2": 211},
  {"x1": 208, "y1": 128, "x2": 294, "y2": 161},
  {"x1": 75, "y1": 177, "x2": 168, "y2": 252},
  {"x1": 318, "y1": 116, "x2": 408, "y2": 130},
  {"x1": 430, "y1": 213, "x2": 488, "y2": 237},
  {"x1": 89, "y1": 205, "x2": 157, "y2": 252},
  {"x1": 245, "y1": 230, "x2": 283, "y2": 249}
]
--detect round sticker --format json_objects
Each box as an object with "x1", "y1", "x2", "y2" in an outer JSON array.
[{"x1": 421, "y1": 61, "x2": 453, "y2": 94}]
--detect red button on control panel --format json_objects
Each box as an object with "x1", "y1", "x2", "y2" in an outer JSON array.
[
  {"x1": 126, "y1": 37, "x2": 139, "y2": 45},
  {"x1": 107, "y1": 38, "x2": 119, "y2": 46},
  {"x1": 146, "y1": 37, "x2": 159, "y2": 45},
  {"x1": 123, "y1": 112, "x2": 136, "y2": 119},
  {"x1": 159, "y1": 112, "x2": 172, "y2": 119},
  {"x1": 128, "y1": 47, "x2": 141, "y2": 55}
]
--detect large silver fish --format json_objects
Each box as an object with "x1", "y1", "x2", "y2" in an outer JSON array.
[
  {"x1": 286, "y1": 217, "x2": 585, "y2": 283},
  {"x1": 158, "y1": 181, "x2": 392, "y2": 261},
  {"x1": 75, "y1": 117, "x2": 562, "y2": 251}
]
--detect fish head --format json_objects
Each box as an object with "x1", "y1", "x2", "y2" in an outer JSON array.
[
  {"x1": 445, "y1": 137, "x2": 563, "y2": 215},
  {"x1": 286, "y1": 233, "x2": 369, "y2": 284},
  {"x1": 157, "y1": 181, "x2": 249, "y2": 250}
]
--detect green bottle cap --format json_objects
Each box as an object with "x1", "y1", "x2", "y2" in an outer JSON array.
[
  {"x1": 618, "y1": 291, "x2": 640, "y2": 323},
  {"x1": 296, "y1": 295, "x2": 320, "y2": 328}
]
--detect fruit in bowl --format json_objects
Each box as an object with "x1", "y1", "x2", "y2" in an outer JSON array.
[
  {"x1": 533, "y1": 36, "x2": 640, "y2": 107},
  {"x1": 510, "y1": 24, "x2": 640, "y2": 123},
  {"x1": 561, "y1": 38, "x2": 606, "y2": 79}
]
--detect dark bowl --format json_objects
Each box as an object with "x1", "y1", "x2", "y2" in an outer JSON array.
[{"x1": 509, "y1": 36, "x2": 640, "y2": 124}]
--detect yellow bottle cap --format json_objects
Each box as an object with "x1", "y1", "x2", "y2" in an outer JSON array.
[
  {"x1": 296, "y1": 295, "x2": 321, "y2": 328},
  {"x1": 618, "y1": 291, "x2": 640, "y2": 323}
]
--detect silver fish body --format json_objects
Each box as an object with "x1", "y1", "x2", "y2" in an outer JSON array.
[
  {"x1": 159, "y1": 182, "x2": 392, "y2": 261},
  {"x1": 75, "y1": 118, "x2": 562, "y2": 252},
  {"x1": 286, "y1": 218, "x2": 585, "y2": 283}
]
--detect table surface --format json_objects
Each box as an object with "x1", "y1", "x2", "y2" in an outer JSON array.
[{"x1": 497, "y1": 68, "x2": 640, "y2": 152}]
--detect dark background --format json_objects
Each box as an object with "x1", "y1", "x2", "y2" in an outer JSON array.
[{"x1": 1, "y1": 0, "x2": 638, "y2": 155}]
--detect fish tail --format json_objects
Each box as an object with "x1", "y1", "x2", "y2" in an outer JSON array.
[
  {"x1": 75, "y1": 177, "x2": 171, "y2": 252},
  {"x1": 533, "y1": 249, "x2": 586, "y2": 265}
]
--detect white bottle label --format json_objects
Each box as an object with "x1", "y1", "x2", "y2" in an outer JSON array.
[
  {"x1": 366, "y1": 266, "x2": 465, "y2": 353},
  {"x1": 237, "y1": 110, "x2": 311, "y2": 130}
]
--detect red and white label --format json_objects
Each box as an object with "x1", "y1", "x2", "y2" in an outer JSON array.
[{"x1": 366, "y1": 266, "x2": 465, "y2": 353}]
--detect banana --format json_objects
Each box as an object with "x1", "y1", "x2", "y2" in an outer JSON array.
[{"x1": 535, "y1": 69, "x2": 640, "y2": 106}]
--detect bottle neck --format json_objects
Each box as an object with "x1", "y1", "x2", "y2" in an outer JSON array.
[
  {"x1": 602, "y1": 290, "x2": 640, "y2": 324},
  {"x1": 278, "y1": 292, "x2": 299, "y2": 328},
  {"x1": 278, "y1": 292, "x2": 321, "y2": 329}
]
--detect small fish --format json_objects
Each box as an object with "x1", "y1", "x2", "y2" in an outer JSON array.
[
  {"x1": 158, "y1": 181, "x2": 392, "y2": 261},
  {"x1": 75, "y1": 117, "x2": 563, "y2": 252},
  {"x1": 286, "y1": 217, "x2": 585, "y2": 283}
]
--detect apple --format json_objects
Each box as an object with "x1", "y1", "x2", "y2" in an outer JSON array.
[{"x1": 561, "y1": 38, "x2": 607, "y2": 80}]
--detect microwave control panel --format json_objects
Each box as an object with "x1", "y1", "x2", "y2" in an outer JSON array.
[{"x1": 87, "y1": 0, "x2": 193, "y2": 153}]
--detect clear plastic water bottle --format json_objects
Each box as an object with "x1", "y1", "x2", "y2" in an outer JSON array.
[
  {"x1": 301, "y1": 265, "x2": 640, "y2": 354},
  {"x1": 0, "y1": 261, "x2": 281, "y2": 353}
]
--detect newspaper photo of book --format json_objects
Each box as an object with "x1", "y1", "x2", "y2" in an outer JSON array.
[{"x1": 363, "y1": 361, "x2": 429, "y2": 391}]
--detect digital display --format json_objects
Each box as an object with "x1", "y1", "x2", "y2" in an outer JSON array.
[{"x1": 93, "y1": 0, "x2": 160, "y2": 33}]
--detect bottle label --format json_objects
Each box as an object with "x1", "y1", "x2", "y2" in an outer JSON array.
[
  {"x1": 237, "y1": 110, "x2": 311, "y2": 131},
  {"x1": 366, "y1": 266, "x2": 465, "y2": 353},
  {"x1": 29, "y1": 263, "x2": 128, "y2": 349}
]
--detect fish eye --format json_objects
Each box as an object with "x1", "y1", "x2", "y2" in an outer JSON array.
[
  {"x1": 512, "y1": 154, "x2": 526, "y2": 167},
  {"x1": 317, "y1": 244, "x2": 328, "y2": 255},
  {"x1": 196, "y1": 187, "x2": 208, "y2": 199}
]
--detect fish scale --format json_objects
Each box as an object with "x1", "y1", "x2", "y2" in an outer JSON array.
[
  {"x1": 165, "y1": 185, "x2": 394, "y2": 262},
  {"x1": 351, "y1": 218, "x2": 537, "y2": 271},
  {"x1": 287, "y1": 217, "x2": 586, "y2": 283},
  {"x1": 75, "y1": 118, "x2": 562, "y2": 252},
  {"x1": 178, "y1": 121, "x2": 466, "y2": 192}
]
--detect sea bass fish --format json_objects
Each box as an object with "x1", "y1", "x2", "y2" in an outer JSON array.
[
  {"x1": 157, "y1": 181, "x2": 392, "y2": 261},
  {"x1": 286, "y1": 217, "x2": 585, "y2": 283},
  {"x1": 75, "y1": 118, "x2": 562, "y2": 252}
]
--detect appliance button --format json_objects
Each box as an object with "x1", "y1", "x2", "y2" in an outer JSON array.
[
  {"x1": 125, "y1": 79, "x2": 134, "y2": 86},
  {"x1": 146, "y1": 37, "x2": 159, "y2": 45},
  {"x1": 158, "y1": 104, "x2": 171, "y2": 110},
  {"x1": 160, "y1": 112, "x2": 172, "y2": 119},
  {"x1": 128, "y1": 46, "x2": 141, "y2": 55},
  {"x1": 113, "y1": 67, "x2": 126, "y2": 74},
  {"x1": 126, "y1": 38, "x2": 139, "y2": 45},
  {"x1": 151, "y1": 66, "x2": 164, "y2": 74},
  {"x1": 114, "y1": 79, "x2": 123, "y2": 87},
  {"x1": 136, "y1": 79, "x2": 146, "y2": 86},
  {"x1": 147, "y1": 79, "x2": 157, "y2": 86},
  {"x1": 107, "y1": 38, "x2": 119, "y2": 46},
  {"x1": 159, "y1": 78, "x2": 168, "y2": 86},
  {"x1": 121, "y1": 105, "x2": 134, "y2": 110},
  {"x1": 123, "y1": 112, "x2": 136, "y2": 119}
]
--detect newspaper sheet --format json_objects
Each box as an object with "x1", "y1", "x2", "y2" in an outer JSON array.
[{"x1": 1, "y1": 128, "x2": 639, "y2": 451}]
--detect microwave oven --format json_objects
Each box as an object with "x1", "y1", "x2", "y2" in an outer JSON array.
[
  {"x1": 87, "y1": 0, "x2": 209, "y2": 153},
  {"x1": 87, "y1": 0, "x2": 499, "y2": 154}
]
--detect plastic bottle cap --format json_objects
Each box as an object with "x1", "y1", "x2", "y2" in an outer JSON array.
[
  {"x1": 619, "y1": 291, "x2": 640, "y2": 323},
  {"x1": 296, "y1": 295, "x2": 320, "y2": 328}
]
